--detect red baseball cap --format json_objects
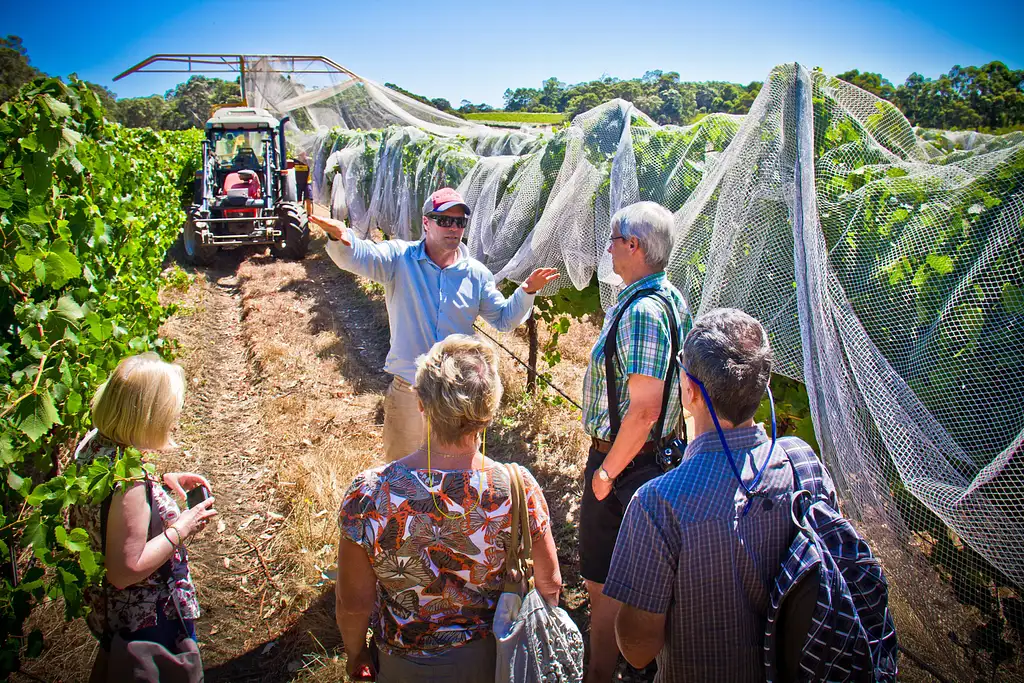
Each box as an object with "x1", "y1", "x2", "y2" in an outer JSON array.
[{"x1": 422, "y1": 187, "x2": 472, "y2": 216}]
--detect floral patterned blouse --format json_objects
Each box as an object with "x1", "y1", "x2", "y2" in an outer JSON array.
[
  {"x1": 339, "y1": 461, "x2": 550, "y2": 657},
  {"x1": 69, "y1": 430, "x2": 201, "y2": 643}
]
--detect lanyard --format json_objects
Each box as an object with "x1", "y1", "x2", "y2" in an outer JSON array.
[{"x1": 682, "y1": 367, "x2": 777, "y2": 506}]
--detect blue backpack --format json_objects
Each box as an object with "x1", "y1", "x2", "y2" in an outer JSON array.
[{"x1": 764, "y1": 437, "x2": 899, "y2": 683}]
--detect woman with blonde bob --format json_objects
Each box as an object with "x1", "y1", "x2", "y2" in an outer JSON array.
[
  {"x1": 70, "y1": 352, "x2": 218, "y2": 680},
  {"x1": 337, "y1": 334, "x2": 562, "y2": 682}
]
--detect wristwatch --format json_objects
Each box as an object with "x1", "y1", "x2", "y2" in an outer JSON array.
[{"x1": 597, "y1": 466, "x2": 614, "y2": 483}]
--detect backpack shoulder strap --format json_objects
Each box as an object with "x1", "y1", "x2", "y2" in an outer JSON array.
[
  {"x1": 777, "y1": 436, "x2": 825, "y2": 498},
  {"x1": 647, "y1": 292, "x2": 685, "y2": 446}
]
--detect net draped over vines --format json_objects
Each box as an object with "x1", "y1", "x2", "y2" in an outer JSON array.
[{"x1": 247, "y1": 59, "x2": 1024, "y2": 673}]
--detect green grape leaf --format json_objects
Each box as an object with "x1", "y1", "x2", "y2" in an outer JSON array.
[
  {"x1": 0, "y1": 435, "x2": 14, "y2": 466},
  {"x1": 14, "y1": 252, "x2": 36, "y2": 273},
  {"x1": 79, "y1": 547, "x2": 102, "y2": 579},
  {"x1": 25, "y1": 630, "x2": 44, "y2": 659},
  {"x1": 13, "y1": 391, "x2": 61, "y2": 441},
  {"x1": 1001, "y1": 283, "x2": 1024, "y2": 314},
  {"x1": 926, "y1": 254, "x2": 953, "y2": 275},
  {"x1": 54, "y1": 295, "x2": 85, "y2": 323},
  {"x1": 41, "y1": 242, "x2": 82, "y2": 288},
  {"x1": 42, "y1": 95, "x2": 71, "y2": 119},
  {"x1": 62, "y1": 127, "x2": 82, "y2": 147},
  {"x1": 66, "y1": 390, "x2": 83, "y2": 415},
  {"x1": 7, "y1": 470, "x2": 25, "y2": 493},
  {"x1": 20, "y1": 514, "x2": 48, "y2": 551},
  {"x1": 66, "y1": 527, "x2": 91, "y2": 553}
]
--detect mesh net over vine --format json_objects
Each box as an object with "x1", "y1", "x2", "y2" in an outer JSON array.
[{"x1": 248, "y1": 60, "x2": 1024, "y2": 674}]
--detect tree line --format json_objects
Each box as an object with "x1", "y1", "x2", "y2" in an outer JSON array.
[
  {"x1": 482, "y1": 64, "x2": 1023, "y2": 131},
  {"x1": 2, "y1": 35, "x2": 1020, "y2": 132}
]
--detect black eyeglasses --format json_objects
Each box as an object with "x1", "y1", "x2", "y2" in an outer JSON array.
[
  {"x1": 427, "y1": 214, "x2": 468, "y2": 229},
  {"x1": 609, "y1": 233, "x2": 628, "y2": 244}
]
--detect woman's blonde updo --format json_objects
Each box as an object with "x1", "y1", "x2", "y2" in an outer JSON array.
[{"x1": 414, "y1": 335, "x2": 503, "y2": 445}]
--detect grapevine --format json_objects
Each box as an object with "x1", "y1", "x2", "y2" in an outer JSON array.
[{"x1": 0, "y1": 76, "x2": 200, "y2": 675}]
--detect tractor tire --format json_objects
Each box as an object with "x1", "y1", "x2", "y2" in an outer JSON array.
[
  {"x1": 182, "y1": 205, "x2": 217, "y2": 266},
  {"x1": 271, "y1": 202, "x2": 310, "y2": 260}
]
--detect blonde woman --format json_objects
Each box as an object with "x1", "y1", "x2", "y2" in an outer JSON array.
[
  {"x1": 70, "y1": 353, "x2": 217, "y2": 679},
  {"x1": 337, "y1": 334, "x2": 562, "y2": 683}
]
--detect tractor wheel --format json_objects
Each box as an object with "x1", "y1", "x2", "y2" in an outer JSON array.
[
  {"x1": 271, "y1": 202, "x2": 310, "y2": 260},
  {"x1": 182, "y1": 206, "x2": 217, "y2": 266}
]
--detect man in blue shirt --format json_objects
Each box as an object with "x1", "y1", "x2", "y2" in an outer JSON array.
[
  {"x1": 309, "y1": 188, "x2": 559, "y2": 461},
  {"x1": 603, "y1": 308, "x2": 837, "y2": 682}
]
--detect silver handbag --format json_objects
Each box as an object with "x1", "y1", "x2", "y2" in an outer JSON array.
[{"x1": 493, "y1": 464, "x2": 583, "y2": 683}]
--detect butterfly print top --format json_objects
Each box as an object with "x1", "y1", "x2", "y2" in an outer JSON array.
[{"x1": 339, "y1": 462, "x2": 550, "y2": 657}]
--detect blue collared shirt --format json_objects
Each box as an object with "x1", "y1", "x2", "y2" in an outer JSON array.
[
  {"x1": 326, "y1": 231, "x2": 536, "y2": 383},
  {"x1": 604, "y1": 426, "x2": 837, "y2": 682}
]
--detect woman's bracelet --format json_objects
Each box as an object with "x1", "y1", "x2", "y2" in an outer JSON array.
[{"x1": 164, "y1": 526, "x2": 182, "y2": 547}]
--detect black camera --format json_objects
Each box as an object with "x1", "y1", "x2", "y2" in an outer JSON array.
[
  {"x1": 657, "y1": 437, "x2": 686, "y2": 473},
  {"x1": 186, "y1": 485, "x2": 211, "y2": 509}
]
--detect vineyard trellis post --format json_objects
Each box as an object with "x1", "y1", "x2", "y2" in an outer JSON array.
[{"x1": 527, "y1": 314, "x2": 539, "y2": 393}]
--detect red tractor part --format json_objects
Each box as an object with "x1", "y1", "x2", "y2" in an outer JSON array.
[{"x1": 222, "y1": 170, "x2": 263, "y2": 199}]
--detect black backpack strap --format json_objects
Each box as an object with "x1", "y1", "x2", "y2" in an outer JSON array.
[
  {"x1": 603, "y1": 289, "x2": 686, "y2": 445},
  {"x1": 648, "y1": 293, "x2": 685, "y2": 447}
]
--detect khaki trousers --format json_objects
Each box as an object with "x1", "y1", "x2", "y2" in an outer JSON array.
[{"x1": 383, "y1": 376, "x2": 425, "y2": 462}]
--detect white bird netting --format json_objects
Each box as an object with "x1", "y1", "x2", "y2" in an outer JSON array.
[{"x1": 246, "y1": 59, "x2": 1024, "y2": 675}]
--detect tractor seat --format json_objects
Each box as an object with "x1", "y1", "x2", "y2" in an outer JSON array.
[{"x1": 233, "y1": 147, "x2": 260, "y2": 170}]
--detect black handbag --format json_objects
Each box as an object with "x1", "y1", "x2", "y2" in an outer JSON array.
[{"x1": 603, "y1": 288, "x2": 687, "y2": 474}]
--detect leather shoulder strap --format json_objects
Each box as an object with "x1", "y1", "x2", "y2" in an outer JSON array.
[{"x1": 502, "y1": 464, "x2": 534, "y2": 593}]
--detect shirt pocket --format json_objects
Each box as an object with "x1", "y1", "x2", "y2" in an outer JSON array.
[{"x1": 453, "y1": 277, "x2": 479, "y2": 312}]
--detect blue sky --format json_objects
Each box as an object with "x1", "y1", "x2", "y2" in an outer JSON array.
[{"x1": 4, "y1": 0, "x2": 1021, "y2": 107}]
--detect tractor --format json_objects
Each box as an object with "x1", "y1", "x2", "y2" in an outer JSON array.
[{"x1": 183, "y1": 106, "x2": 310, "y2": 265}]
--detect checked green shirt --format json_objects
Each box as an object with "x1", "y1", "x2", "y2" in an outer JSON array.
[{"x1": 582, "y1": 272, "x2": 691, "y2": 441}]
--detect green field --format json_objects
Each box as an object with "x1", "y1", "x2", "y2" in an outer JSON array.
[{"x1": 465, "y1": 111, "x2": 566, "y2": 124}]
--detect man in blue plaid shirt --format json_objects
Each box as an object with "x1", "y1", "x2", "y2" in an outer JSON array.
[
  {"x1": 579, "y1": 201, "x2": 690, "y2": 683},
  {"x1": 603, "y1": 309, "x2": 837, "y2": 682}
]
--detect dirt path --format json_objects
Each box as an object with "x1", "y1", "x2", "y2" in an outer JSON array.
[
  {"x1": 160, "y1": 249, "x2": 292, "y2": 678},
  {"x1": 158, "y1": 234, "x2": 396, "y2": 681}
]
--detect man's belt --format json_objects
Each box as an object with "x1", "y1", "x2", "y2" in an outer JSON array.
[{"x1": 591, "y1": 432, "x2": 676, "y2": 457}]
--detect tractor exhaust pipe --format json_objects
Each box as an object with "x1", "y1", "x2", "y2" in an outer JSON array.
[{"x1": 278, "y1": 115, "x2": 290, "y2": 168}]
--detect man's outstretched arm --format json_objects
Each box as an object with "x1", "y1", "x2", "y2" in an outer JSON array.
[
  {"x1": 478, "y1": 268, "x2": 560, "y2": 331},
  {"x1": 310, "y1": 214, "x2": 398, "y2": 285}
]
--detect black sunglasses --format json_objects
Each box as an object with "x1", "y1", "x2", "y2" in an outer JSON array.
[{"x1": 427, "y1": 214, "x2": 468, "y2": 229}]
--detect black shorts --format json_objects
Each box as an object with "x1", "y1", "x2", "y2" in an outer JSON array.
[{"x1": 579, "y1": 446, "x2": 663, "y2": 583}]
